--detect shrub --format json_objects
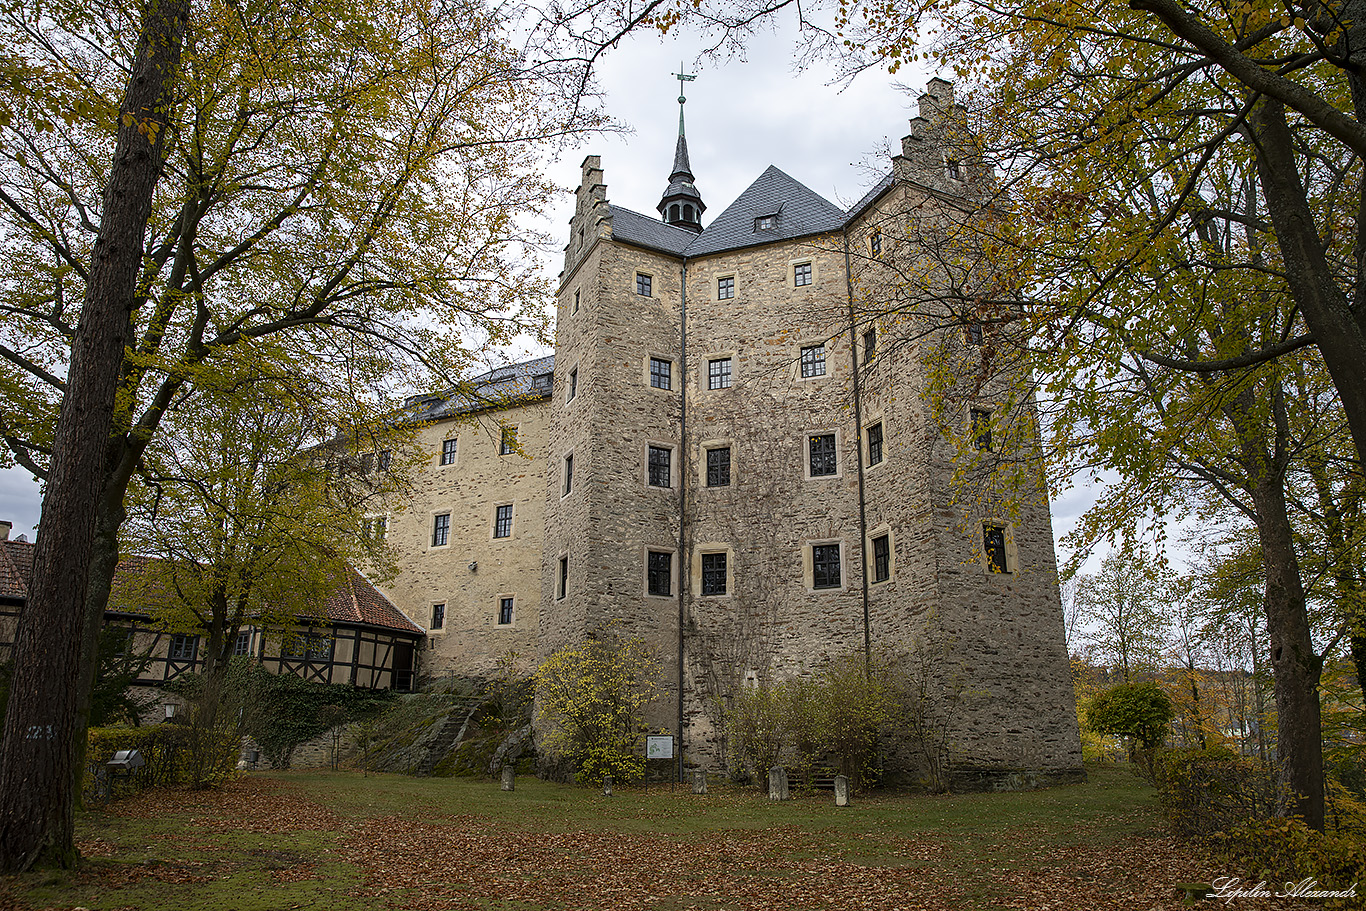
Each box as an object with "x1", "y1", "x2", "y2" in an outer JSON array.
[
  {"x1": 85, "y1": 724, "x2": 194, "y2": 798},
  {"x1": 1085, "y1": 681, "x2": 1173, "y2": 766},
  {"x1": 1156, "y1": 746, "x2": 1281, "y2": 836},
  {"x1": 1209, "y1": 818, "x2": 1366, "y2": 906},
  {"x1": 534, "y1": 631, "x2": 659, "y2": 785},
  {"x1": 726, "y1": 682, "x2": 787, "y2": 777}
]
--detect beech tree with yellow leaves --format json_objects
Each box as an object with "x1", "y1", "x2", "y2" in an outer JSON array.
[{"x1": 0, "y1": 0, "x2": 607, "y2": 870}]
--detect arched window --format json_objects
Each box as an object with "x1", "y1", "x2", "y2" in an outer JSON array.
[
  {"x1": 684, "y1": 205, "x2": 694, "y2": 223},
  {"x1": 669, "y1": 204, "x2": 679, "y2": 221}
]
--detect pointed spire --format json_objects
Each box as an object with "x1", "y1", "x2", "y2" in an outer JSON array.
[{"x1": 658, "y1": 62, "x2": 705, "y2": 233}]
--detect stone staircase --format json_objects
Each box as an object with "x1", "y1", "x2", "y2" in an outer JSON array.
[{"x1": 413, "y1": 694, "x2": 483, "y2": 777}]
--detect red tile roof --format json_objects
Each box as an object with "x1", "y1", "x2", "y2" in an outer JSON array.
[{"x1": 0, "y1": 541, "x2": 29, "y2": 601}]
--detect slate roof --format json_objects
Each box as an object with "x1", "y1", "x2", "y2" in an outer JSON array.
[
  {"x1": 607, "y1": 205, "x2": 694, "y2": 256},
  {"x1": 683, "y1": 166, "x2": 848, "y2": 258},
  {"x1": 609, "y1": 165, "x2": 866, "y2": 260},
  {"x1": 404, "y1": 354, "x2": 556, "y2": 422},
  {"x1": 0, "y1": 539, "x2": 421, "y2": 636}
]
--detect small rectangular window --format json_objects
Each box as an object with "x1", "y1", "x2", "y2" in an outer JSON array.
[
  {"x1": 169, "y1": 633, "x2": 198, "y2": 661},
  {"x1": 563, "y1": 453, "x2": 574, "y2": 496},
  {"x1": 867, "y1": 422, "x2": 883, "y2": 467},
  {"x1": 431, "y1": 603, "x2": 445, "y2": 630},
  {"x1": 498, "y1": 597, "x2": 514, "y2": 625},
  {"x1": 494, "y1": 504, "x2": 513, "y2": 538},
  {"x1": 500, "y1": 426, "x2": 517, "y2": 455},
  {"x1": 800, "y1": 345, "x2": 825, "y2": 378},
  {"x1": 233, "y1": 630, "x2": 251, "y2": 657},
  {"x1": 440, "y1": 438, "x2": 457, "y2": 465},
  {"x1": 557, "y1": 556, "x2": 569, "y2": 599},
  {"x1": 863, "y1": 327, "x2": 876, "y2": 363},
  {"x1": 432, "y1": 513, "x2": 450, "y2": 547},
  {"x1": 365, "y1": 515, "x2": 387, "y2": 541},
  {"x1": 755, "y1": 214, "x2": 777, "y2": 232},
  {"x1": 636, "y1": 273, "x2": 652, "y2": 296},
  {"x1": 377, "y1": 450, "x2": 391, "y2": 471},
  {"x1": 794, "y1": 262, "x2": 812, "y2": 286},
  {"x1": 809, "y1": 433, "x2": 837, "y2": 477},
  {"x1": 872, "y1": 534, "x2": 891, "y2": 583},
  {"x1": 648, "y1": 445, "x2": 672, "y2": 488},
  {"x1": 718, "y1": 276, "x2": 734, "y2": 300},
  {"x1": 647, "y1": 551, "x2": 672, "y2": 597},
  {"x1": 701, "y1": 552, "x2": 727, "y2": 596},
  {"x1": 966, "y1": 322, "x2": 984, "y2": 346},
  {"x1": 706, "y1": 447, "x2": 731, "y2": 487},
  {"x1": 708, "y1": 358, "x2": 732, "y2": 390},
  {"x1": 650, "y1": 357, "x2": 672, "y2": 390},
  {"x1": 984, "y1": 525, "x2": 1008, "y2": 573},
  {"x1": 568, "y1": 367, "x2": 578, "y2": 401},
  {"x1": 972, "y1": 408, "x2": 993, "y2": 451},
  {"x1": 812, "y1": 543, "x2": 841, "y2": 589},
  {"x1": 574, "y1": 289, "x2": 580, "y2": 312},
  {"x1": 869, "y1": 229, "x2": 882, "y2": 257}
]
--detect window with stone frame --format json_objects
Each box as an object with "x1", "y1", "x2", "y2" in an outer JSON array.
[
  {"x1": 432, "y1": 512, "x2": 450, "y2": 546},
  {"x1": 718, "y1": 275, "x2": 734, "y2": 300},
  {"x1": 648, "y1": 445, "x2": 672, "y2": 488},
  {"x1": 498, "y1": 597, "x2": 514, "y2": 625},
  {"x1": 562, "y1": 453, "x2": 574, "y2": 496},
  {"x1": 650, "y1": 357, "x2": 672, "y2": 390},
  {"x1": 812, "y1": 543, "x2": 842, "y2": 589},
  {"x1": 568, "y1": 367, "x2": 578, "y2": 401},
  {"x1": 573, "y1": 288, "x2": 580, "y2": 312},
  {"x1": 869, "y1": 229, "x2": 882, "y2": 257},
  {"x1": 706, "y1": 446, "x2": 731, "y2": 487},
  {"x1": 647, "y1": 551, "x2": 672, "y2": 597},
  {"x1": 808, "y1": 433, "x2": 837, "y2": 477},
  {"x1": 708, "y1": 357, "x2": 731, "y2": 390},
  {"x1": 872, "y1": 534, "x2": 891, "y2": 583},
  {"x1": 636, "y1": 273, "x2": 652, "y2": 296},
  {"x1": 971, "y1": 408, "x2": 993, "y2": 451},
  {"x1": 701, "y1": 552, "x2": 727, "y2": 596},
  {"x1": 863, "y1": 327, "x2": 876, "y2": 363},
  {"x1": 440, "y1": 437, "x2": 457, "y2": 465},
  {"x1": 557, "y1": 555, "x2": 569, "y2": 599},
  {"x1": 499, "y1": 426, "x2": 518, "y2": 454},
  {"x1": 966, "y1": 322, "x2": 984, "y2": 346},
  {"x1": 431, "y1": 603, "x2": 445, "y2": 630},
  {"x1": 493, "y1": 504, "x2": 513, "y2": 538},
  {"x1": 794, "y1": 261, "x2": 812, "y2": 286},
  {"x1": 800, "y1": 344, "x2": 825, "y2": 378},
  {"x1": 984, "y1": 524, "x2": 1009, "y2": 573},
  {"x1": 867, "y1": 422, "x2": 883, "y2": 466}
]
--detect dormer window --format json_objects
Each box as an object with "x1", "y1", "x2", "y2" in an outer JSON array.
[
  {"x1": 532, "y1": 373, "x2": 553, "y2": 395},
  {"x1": 754, "y1": 214, "x2": 779, "y2": 232}
]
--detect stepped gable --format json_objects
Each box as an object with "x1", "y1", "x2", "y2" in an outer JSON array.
[
  {"x1": 404, "y1": 354, "x2": 556, "y2": 422},
  {"x1": 323, "y1": 566, "x2": 423, "y2": 635},
  {"x1": 607, "y1": 204, "x2": 695, "y2": 256},
  {"x1": 683, "y1": 165, "x2": 846, "y2": 258}
]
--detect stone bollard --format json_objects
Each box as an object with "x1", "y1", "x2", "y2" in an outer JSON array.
[
  {"x1": 834, "y1": 774, "x2": 850, "y2": 807},
  {"x1": 500, "y1": 765, "x2": 515, "y2": 791},
  {"x1": 603, "y1": 774, "x2": 613, "y2": 797},
  {"x1": 768, "y1": 765, "x2": 789, "y2": 801},
  {"x1": 692, "y1": 769, "x2": 708, "y2": 795}
]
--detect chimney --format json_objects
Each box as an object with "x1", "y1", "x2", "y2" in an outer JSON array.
[{"x1": 0, "y1": 520, "x2": 10, "y2": 542}]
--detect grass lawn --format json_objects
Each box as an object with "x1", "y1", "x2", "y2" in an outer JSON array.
[{"x1": 0, "y1": 764, "x2": 1302, "y2": 910}]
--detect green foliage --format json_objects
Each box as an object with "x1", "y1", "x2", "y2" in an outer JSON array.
[
  {"x1": 1155, "y1": 747, "x2": 1281, "y2": 837},
  {"x1": 1085, "y1": 681, "x2": 1174, "y2": 751},
  {"x1": 726, "y1": 682, "x2": 787, "y2": 778},
  {"x1": 534, "y1": 631, "x2": 660, "y2": 785},
  {"x1": 1208, "y1": 818, "x2": 1366, "y2": 905},
  {"x1": 85, "y1": 724, "x2": 193, "y2": 794},
  {"x1": 816, "y1": 654, "x2": 889, "y2": 789},
  {"x1": 89, "y1": 625, "x2": 153, "y2": 728},
  {"x1": 163, "y1": 660, "x2": 395, "y2": 770}
]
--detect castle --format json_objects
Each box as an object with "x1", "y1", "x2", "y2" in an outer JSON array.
[{"x1": 373, "y1": 78, "x2": 1084, "y2": 786}]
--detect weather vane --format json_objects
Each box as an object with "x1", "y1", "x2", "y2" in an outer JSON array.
[{"x1": 673, "y1": 62, "x2": 696, "y2": 105}]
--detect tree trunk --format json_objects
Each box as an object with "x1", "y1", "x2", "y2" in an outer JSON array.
[
  {"x1": 0, "y1": 0, "x2": 187, "y2": 872},
  {"x1": 1250, "y1": 97, "x2": 1366, "y2": 476}
]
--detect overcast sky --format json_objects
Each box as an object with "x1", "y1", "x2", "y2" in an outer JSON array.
[{"x1": 0, "y1": 20, "x2": 1102, "y2": 562}]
